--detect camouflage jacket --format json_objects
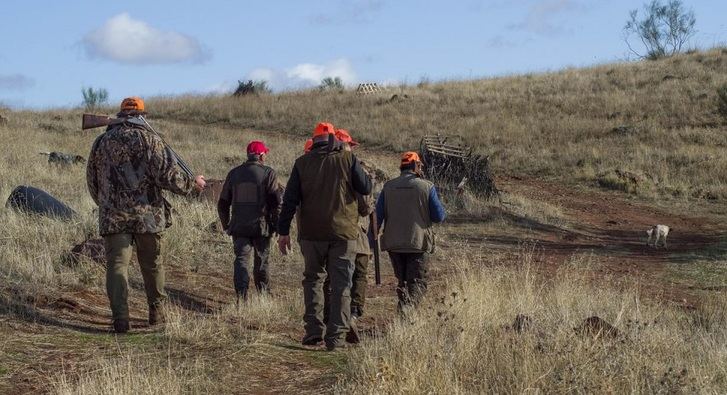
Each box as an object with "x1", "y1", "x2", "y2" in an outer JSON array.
[{"x1": 86, "y1": 119, "x2": 194, "y2": 235}]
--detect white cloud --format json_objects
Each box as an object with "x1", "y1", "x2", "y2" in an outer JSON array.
[
  {"x1": 248, "y1": 68, "x2": 276, "y2": 82},
  {"x1": 0, "y1": 74, "x2": 34, "y2": 91},
  {"x1": 287, "y1": 59, "x2": 356, "y2": 85},
  {"x1": 245, "y1": 59, "x2": 357, "y2": 91},
  {"x1": 82, "y1": 13, "x2": 209, "y2": 64},
  {"x1": 206, "y1": 81, "x2": 236, "y2": 94}
]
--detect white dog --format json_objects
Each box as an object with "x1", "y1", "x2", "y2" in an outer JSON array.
[{"x1": 646, "y1": 225, "x2": 671, "y2": 248}]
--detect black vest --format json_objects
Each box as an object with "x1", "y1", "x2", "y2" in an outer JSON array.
[{"x1": 227, "y1": 161, "x2": 275, "y2": 237}]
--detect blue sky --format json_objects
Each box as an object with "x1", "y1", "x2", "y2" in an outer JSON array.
[{"x1": 1, "y1": 0, "x2": 725, "y2": 109}]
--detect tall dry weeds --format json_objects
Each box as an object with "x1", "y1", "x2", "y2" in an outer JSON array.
[
  {"x1": 52, "y1": 355, "x2": 208, "y2": 395},
  {"x1": 339, "y1": 252, "x2": 727, "y2": 393}
]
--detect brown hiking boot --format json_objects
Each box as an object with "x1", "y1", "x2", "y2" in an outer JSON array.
[
  {"x1": 326, "y1": 340, "x2": 354, "y2": 351},
  {"x1": 149, "y1": 305, "x2": 164, "y2": 326},
  {"x1": 113, "y1": 319, "x2": 129, "y2": 334}
]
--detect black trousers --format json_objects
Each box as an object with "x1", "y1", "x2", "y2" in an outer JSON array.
[{"x1": 388, "y1": 252, "x2": 428, "y2": 310}]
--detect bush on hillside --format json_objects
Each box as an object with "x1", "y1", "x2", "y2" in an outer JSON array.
[
  {"x1": 81, "y1": 87, "x2": 108, "y2": 111},
  {"x1": 624, "y1": 0, "x2": 696, "y2": 60},
  {"x1": 233, "y1": 80, "x2": 271, "y2": 96},
  {"x1": 319, "y1": 76, "x2": 344, "y2": 92}
]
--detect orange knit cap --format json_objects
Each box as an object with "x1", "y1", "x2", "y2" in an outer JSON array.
[{"x1": 303, "y1": 139, "x2": 313, "y2": 153}]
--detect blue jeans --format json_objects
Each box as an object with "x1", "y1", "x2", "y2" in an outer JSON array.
[{"x1": 233, "y1": 236, "x2": 271, "y2": 300}]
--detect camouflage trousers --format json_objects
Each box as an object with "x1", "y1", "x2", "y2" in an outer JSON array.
[{"x1": 104, "y1": 233, "x2": 166, "y2": 321}]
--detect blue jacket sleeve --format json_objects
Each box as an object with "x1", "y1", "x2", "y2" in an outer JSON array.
[
  {"x1": 428, "y1": 187, "x2": 446, "y2": 223},
  {"x1": 375, "y1": 190, "x2": 386, "y2": 226}
]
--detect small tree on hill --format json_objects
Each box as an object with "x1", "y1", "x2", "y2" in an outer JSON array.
[
  {"x1": 82, "y1": 87, "x2": 109, "y2": 111},
  {"x1": 319, "y1": 77, "x2": 344, "y2": 92},
  {"x1": 624, "y1": 0, "x2": 696, "y2": 60},
  {"x1": 233, "y1": 80, "x2": 271, "y2": 96}
]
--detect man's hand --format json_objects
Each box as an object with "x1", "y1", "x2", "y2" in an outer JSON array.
[
  {"x1": 277, "y1": 235, "x2": 291, "y2": 255},
  {"x1": 194, "y1": 175, "x2": 206, "y2": 191}
]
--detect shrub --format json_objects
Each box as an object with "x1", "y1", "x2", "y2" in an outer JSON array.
[
  {"x1": 319, "y1": 76, "x2": 344, "y2": 92},
  {"x1": 624, "y1": 0, "x2": 696, "y2": 60},
  {"x1": 233, "y1": 80, "x2": 271, "y2": 96},
  {"x1": 81, "y1": 87, "x2": 108, "y2": 111}
]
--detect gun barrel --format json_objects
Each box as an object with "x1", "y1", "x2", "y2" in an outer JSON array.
[
  {"x1": 139, "y1": 116, "x2": 195, "y2": 178},
  {"x1": 370, "y1": 212, "x2": 382, "y2": 285},
  {"x1": 82, "y1": 113, "x2": 196, "y2": 179}
]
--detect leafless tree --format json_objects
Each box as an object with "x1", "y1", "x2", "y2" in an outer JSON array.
[{"x1": 624, "y1": 0, "x2": 696, "y2": 60}]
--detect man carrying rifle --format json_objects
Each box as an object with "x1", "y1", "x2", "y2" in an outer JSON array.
[
  {"x1": 86, "y1": 97, "x2": 206, "y2": 334},
  {"x1": 376, "y1": 152, "x2": 446, "y2": 313}
]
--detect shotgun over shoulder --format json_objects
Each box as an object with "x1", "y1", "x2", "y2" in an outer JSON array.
[{"x1": 82, "y1": 114, "x2": 118, "y2": 130}]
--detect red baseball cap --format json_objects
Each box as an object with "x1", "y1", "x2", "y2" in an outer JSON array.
[{"x1": 247, "y1": 140, "x2": 270, "y2": 155}]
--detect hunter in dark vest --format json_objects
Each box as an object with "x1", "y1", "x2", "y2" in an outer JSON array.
[
  {"x1": 277, "y1": 122, "x2": 372, "y2": 351},
  {"x1": 218, "y1": 140, "x2": 283, "y2": 301},
  {"x1": 376, "y1": 151, "x2": 446, "y2": 312}
]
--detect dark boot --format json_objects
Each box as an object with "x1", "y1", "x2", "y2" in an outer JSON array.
[
  {"x1": 345, "y1": 326, "x2": 360, "y2": 344},
  {"x1": 351, "y1": 305, "x2": 364, "y2": 319},
  {"x1": 113, "y1": 319, "x2": 129, "y2": 334},
  {"x1": 302, "y1": 335, "x2": 323, "y2": 346},
  {"x1": 149, "y1": 305, "x2": 164, "y2": 326}
]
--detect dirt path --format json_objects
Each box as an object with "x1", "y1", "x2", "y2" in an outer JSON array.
[{"x1": 445, "y1": 174, "x2": 726, "y2": 306}]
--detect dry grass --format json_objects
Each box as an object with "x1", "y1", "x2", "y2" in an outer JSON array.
[
  {"x1": 1, "y1": 50, "x2": 726, "y2": 393},
  {"x1": 52, "y1": 355, "x2": 208, "y2": 395},
  {"x1": 162, "y1": 290, "x2": 303, "y2": 345},
  {"x1": 501, "y1": 192, "x2": 568, "y2": 228},
  {"x1": 339, "y1": 251, "x2": 727, "y2": 393},
  {"x1": 148, "y1": 48, "x2": 727, "y2": 200}
]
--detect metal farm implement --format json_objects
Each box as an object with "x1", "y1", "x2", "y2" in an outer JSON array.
[{"x1": 420, "y1": 134, "x2": 499, "y2": 198}]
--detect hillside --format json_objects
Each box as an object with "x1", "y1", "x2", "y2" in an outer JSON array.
[
  {"x1": 149, "y1": 48, "x2": 727, "y2": 200},
  {"x1": 0, "y1": 50, "x2": 725, "y2": 393}
]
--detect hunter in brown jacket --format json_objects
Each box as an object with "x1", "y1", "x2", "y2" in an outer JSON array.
[{"x1": 277, "y1": 122, "x2": 372, "y2": 351}]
